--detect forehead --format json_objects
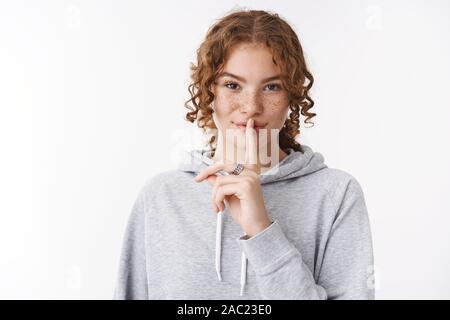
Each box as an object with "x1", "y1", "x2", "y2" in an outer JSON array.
[{"x1": 221, "y1": 43, "x2": 281, "y2": 78}]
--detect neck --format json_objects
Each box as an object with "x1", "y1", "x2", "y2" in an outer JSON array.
[{"x1": 211, "y1": 132, "x2": 288, "y2": 174}]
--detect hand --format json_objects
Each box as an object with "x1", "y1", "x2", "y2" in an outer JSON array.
[{"x1": 194, "y1": 118, "x2": 272, "y2": 238}]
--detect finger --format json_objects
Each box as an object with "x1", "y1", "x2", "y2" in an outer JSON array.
[
  {"x1": 214, "y1": 174, "x2": 249, "y2": 185},
  {"x1": 245, "y1": 118, "x2": 260, "y2": 173},
  {"x1": 211, "y1": 186, "x2": 224, "y2": 213},
  {"x1": 195, "y1": 162, "x2": 251, "y2": 182},
  {"x1": 214, "y1": 183, "x2": 242, "y2": 212},
  {"x1": 206, "y1": 174, "x2": 217, "y2": 187},
  {"x1": 211, "y1": 175, "x2": 247, "y2": 212},
  {"x1": 195, "y1": 162, "x2": 225, "y2": 182},
  {"x1": 208, "y1": 176, "x2": 224, "y2": 213},
  {"x1": 211, "y1": 176, "x2": 221, "y2": 212}
]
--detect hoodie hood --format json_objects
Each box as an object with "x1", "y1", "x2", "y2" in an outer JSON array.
[{"x1": 177, "y1": 144, "x2": 328, "y2": 296}]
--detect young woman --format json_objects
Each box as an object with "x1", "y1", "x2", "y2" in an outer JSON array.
[{"x1": 114, "y1": 9, "x2": 375, "y2": 300}]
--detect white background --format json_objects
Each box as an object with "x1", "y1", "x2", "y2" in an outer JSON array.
[{"x1": 1, "y1": 0, "x2": 449, "y2": 299}]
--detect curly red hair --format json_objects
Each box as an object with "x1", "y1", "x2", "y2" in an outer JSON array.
[{"x1": 184, "y1": 9, "x2": 316, "y2": 156}]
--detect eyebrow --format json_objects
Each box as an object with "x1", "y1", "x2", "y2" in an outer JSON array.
[{"x1": 217, "y1": 72, "x2": 281, "y2": 83}]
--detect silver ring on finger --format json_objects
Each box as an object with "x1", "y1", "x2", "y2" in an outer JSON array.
[{"x1": 231, "y1": 163, "x2": 244, "y2": 175}]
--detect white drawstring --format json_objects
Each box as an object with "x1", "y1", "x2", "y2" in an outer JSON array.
[
  {"x1": 215, "y1": 171, "x2": 228, "y2": 284},
  {"x1": 215, "y1": 204, "x2": 248, "y2": 296},
  {"x1": 215, "y1": 211, "x2": 223, "y2": 281},
  {"x1": 240, "y1": 248, "x2": 247, "y2": 296},
  {"x1": 191, "y1": 150, "x2": 248, "y2": 296},
  {"x1": 193, "y1": 148, "x2": 287, "y2": 297}
]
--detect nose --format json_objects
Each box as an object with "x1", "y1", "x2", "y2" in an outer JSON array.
[{"x1": 239, "y1": 90, "x2": 263, "y2": 117}]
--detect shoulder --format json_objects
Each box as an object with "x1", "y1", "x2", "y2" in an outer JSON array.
[
  {"x1": 321, "y1": 167, "x2": 362, "y2": 188},
  {"x1": 318, "y1": 169, "x2": 369, "y2": 227},
  {"x1": 141, "y1": 169, "x2": 192, "y2": 189},
  {"x1": 143, "y1": 169, "x2": 190, "y2": 186},
  {"x1": 137, "y1": 169, "x2": 194, "y2": 198},
  {"x1": 315, "y1": 167, "x2": 366, "y2": 207},
  {"x1": 300, "y1": 166, "x2": 363, "y2": 192}
]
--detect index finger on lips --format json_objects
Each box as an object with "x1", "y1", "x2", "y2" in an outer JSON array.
[{"x1": 245, "y1": 118, "x2": 260, "y2": 174}]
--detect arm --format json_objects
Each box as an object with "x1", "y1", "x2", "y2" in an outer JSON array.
[
  {"x1": 113, "y1": 187, "x2": 149, "y2": 300},
  {"x1": 237, "y1": 177, "x2": 375, "y2": 300}
]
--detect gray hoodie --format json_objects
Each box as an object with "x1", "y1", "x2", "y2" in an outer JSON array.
[{"x1": 113, "y1": 144, "x2": 375, "y2": 299}]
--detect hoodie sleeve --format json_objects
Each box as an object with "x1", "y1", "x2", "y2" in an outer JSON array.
[
  {"x1": 237, "y1": 177, "x2": 375, "y2": 300},
  {"x1": 113, "y1": 186, "x2": 149, "y2": 300}
]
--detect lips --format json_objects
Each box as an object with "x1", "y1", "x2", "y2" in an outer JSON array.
[
  {"x1": 233, "y1": 121, "x2": 266, "y2": 128},
  {"x1": 232, "y1": 122, "x2": 267, "y2": 133}
]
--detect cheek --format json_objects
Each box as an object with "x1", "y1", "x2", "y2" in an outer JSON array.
[
  {"x1": 264, "y1": 96, "x2": 289, "y2": 124},
  {"x1": 212, "y1": 91, "x2": 238, "y2": 130},
  {"x1": 215, "y1": 91, "x2": 240, "y2": 112},
  {"x1": 214, "y1": 90, "x2": 289, "y2": 123}
]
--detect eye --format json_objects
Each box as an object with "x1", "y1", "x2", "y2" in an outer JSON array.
[
  {"x1": 265, "y1": 83, "x2": 282, "y2": 91},
  {"x1": 223, "y1": 81, "x2": 283, "y2": 91},
  {"x1": 224, "y1": 81, "x2": 240, "y2": 90}
]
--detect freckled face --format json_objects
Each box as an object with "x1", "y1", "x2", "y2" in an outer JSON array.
[{"x1": 211, "y1": 42, "x2": 289, "y2": 147}]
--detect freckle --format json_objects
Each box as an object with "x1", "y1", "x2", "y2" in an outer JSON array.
[
  {"x1": 269, "y1": 99, "x2": 280, "y2": 111},
  {"x1": 229, "y1": 95, "x2": 241, "y2": 109}
]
